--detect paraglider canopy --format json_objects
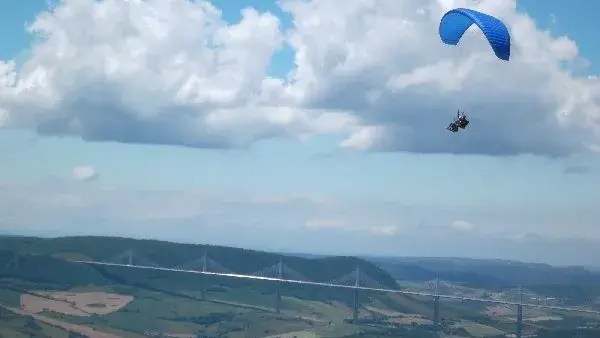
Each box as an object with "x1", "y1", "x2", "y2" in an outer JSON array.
[{"x1": 439, "y1": 8, "x2": 511, "y2": 61}]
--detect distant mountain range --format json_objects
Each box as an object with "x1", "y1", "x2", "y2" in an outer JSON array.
[
  {"x1": 369, "y1": 256, "x2": 599, "y2": 285},
  {"x1": 366, "y1": 256, "x2": 600, "y2": 303}
]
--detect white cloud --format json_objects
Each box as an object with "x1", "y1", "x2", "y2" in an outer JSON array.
[
  {"x1": 281, "y1": 0, "x2": 599, "y2": 156},
  {"x1": 450, "y1": 220, "x2": 474, "y2": 232},
  {"x1": 71, "y1": 165, "x2": 98, "y2": 181},
  {"x1": 0, "y1": 0, "x2": 355, "y2": 148},
  {"x1": 303, "y1": 219, "x2": 402, "y2": 237},
  {"x1": 304, "y1": 219, "x2": 346, "y2": 229},
  {"x1": 0, "y1": 0, "x2": 598, "y2": 156},
  {"x1": 370, "y1": 225, "x2": 401, "y2": 236}
]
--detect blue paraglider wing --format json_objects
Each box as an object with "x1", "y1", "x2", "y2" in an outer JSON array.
[{"x1": 439, "y1": 8, "x2": 510, "y2": 61}]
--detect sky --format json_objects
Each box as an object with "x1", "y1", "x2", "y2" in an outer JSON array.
[{"x1": 1, "y1": 0, "x2": 600, "y2": 266}]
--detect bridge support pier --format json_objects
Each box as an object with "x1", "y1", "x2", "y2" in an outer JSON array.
[
  {"x1": 352, "y1": 288, "x2": 359, "y2": 322},
  {"x1": 515, "y1": 285, "x2": 523, "y2": 338},
  {"x1": 433, "y1": 295, "x2": 440, "y2": 329},
  {"x1": 516, "y1": 304, "x2": 523, "y2": 338},
  {"x1": 276, "y1": 257, "x2": 283, "y2": 314},
  {"x1": 351, "y1": 264, "x2": 361, "y2": 323},
  {"x1": 276, "y1": 284, "x2": 281, "y2": 314},
  {"x1": 433, "y1": 276, "x2": 440, "y2": 332},
  {"x1": 200, "y1": 279, "x2": 206, "y2": 300},
  {"x1": 200, "y1": 249, "x2": 208, "y2": 300}
]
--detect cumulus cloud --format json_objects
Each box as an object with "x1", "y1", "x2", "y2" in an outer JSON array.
[
  {"x1": 71, "y1": 165, "x2": 99, "y2": 181},
  {"x1": 282, "y1": 0, "x2": 600, "y2": 156},
  {"x1": 0, "y1": 0, "x2": 356, "y2": 148},
  {"x1": 0, "y1": 0, "x2": 599, "y2": 156}
]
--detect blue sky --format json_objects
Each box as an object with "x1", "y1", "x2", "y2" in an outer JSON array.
[{"x1": 1, "y1": 0, "x2": 599, "y2": 265}]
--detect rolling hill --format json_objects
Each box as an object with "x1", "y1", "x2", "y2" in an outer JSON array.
[
  {"x1": 0, "y1": 236, "x2": 453, "y2": 337},
  {"x1": 0, "y1": 235, "x2": 407, "y2": 310},
  {"x1": 0, "y1": 235, "x2": 398, "y2": 288},
  {"x1": 369, "y1": 256, "x2": 600, "y2": 304}
]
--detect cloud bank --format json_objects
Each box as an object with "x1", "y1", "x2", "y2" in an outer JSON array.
[
  {"x1": 1, "y1": 179, "x2": 599, "y2": 265},
  {"x1": 1, "y1": 0, "x2": 599, "y2": 156}
]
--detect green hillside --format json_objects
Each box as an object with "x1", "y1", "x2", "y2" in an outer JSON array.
[
  {"x1": 371, "y1": 256, "x2": 600, "y2": 305},
  {"x1": 374, "y1": 256, "x2": 600, "y2": 286},
  {"x1": 2, "y1": 236, "x2": 396, "y2": 287},
  {"x1": 0, "y1": 235, "x2": 405, "y2": 311},
  {"x1": 0, "y1": 236, "x2": 448, "y2": 337}
]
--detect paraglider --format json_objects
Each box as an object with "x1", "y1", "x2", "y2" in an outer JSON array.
[
  {"x1": 439, "y1": 8, "x2": 510, "y2": 132},
  {"x1": 438, "y1": 8, "x2": 511, "y2": 61},
  {"x1": 447, "y1": 111, "x2": 469, "y2": 133}
]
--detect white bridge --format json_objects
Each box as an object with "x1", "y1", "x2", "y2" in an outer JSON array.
[{"x1": 76, "y1": 260, "x2": 600, "y2": 315}]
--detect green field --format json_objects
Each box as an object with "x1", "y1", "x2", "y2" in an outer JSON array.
[
  {"x1": 0, "y1": 283, "x2": 459, "y2": 337},
  {"x1": 0, "y1": 311, "x2": 71, "y2": 338},
  {"x1": 452, "y1": 320, "x2": 505, "y2": 337}
]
